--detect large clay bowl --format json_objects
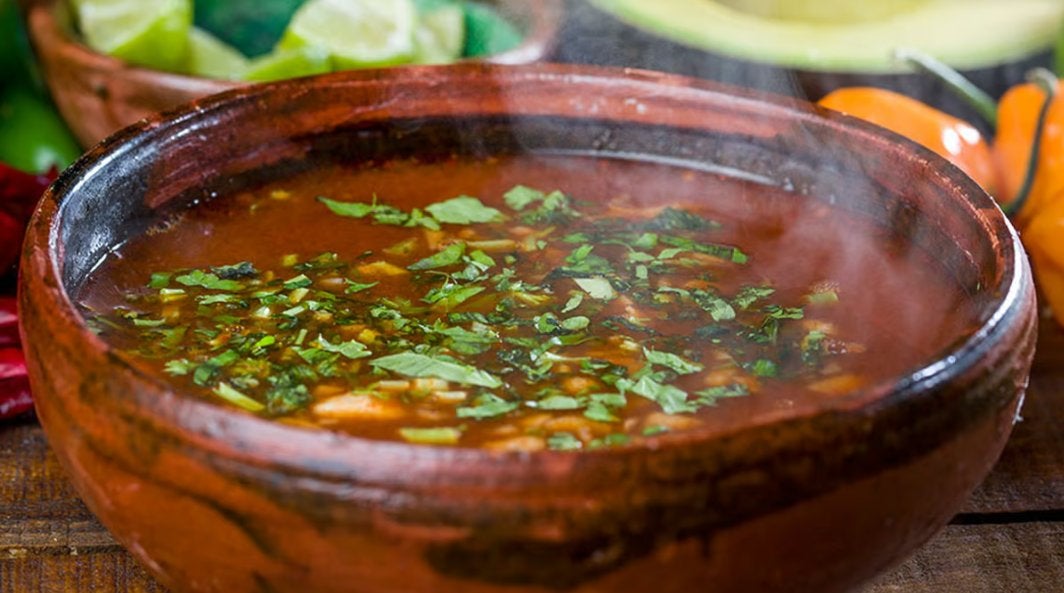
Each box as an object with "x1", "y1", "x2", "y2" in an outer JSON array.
[
  {"x1": 19, "y1": 64, "x2": 1037, "y2": 593},
  {"x1": 22, "y1": 0, "x2": 564, "y2": 148}
]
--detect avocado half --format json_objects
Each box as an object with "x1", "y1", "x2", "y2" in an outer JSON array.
[
  {"x1": 590, "y1": 0, "x2": 1064, "y2": 73},
  {"x1": 557, "y1": 0, "x2": 1063, "y2": 129}
]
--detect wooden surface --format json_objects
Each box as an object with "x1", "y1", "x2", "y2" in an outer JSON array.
[{"x1": 1, "y1": 323, "x2": 1062, "y2": 593}]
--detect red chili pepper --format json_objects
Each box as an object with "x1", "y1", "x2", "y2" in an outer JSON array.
[
  {"x1": 0, "y1": 347, "x2": 32, "y2": 419},
  {"x1": 0, "y1": 296, "x2": 16, "y2": 348},
  {"x1": 0, "y1": 161, "x2": 55, "y2": 275}
]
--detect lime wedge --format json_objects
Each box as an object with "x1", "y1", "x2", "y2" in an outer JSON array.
[
  {"x1": 242, "y1": 46, "x2": 330, "y2": 82},
  {"x1": 74, "y1": 0, "x2": 192, "y2": 71},
  {"x1": 184, "y1": 27, "x2": 249, "y2": 80},
  {"x1": 280, "y1": 0, "x2": 418, "y2": 69},
  {"x1": 193, "y1": 0, "x2": 305, "y2": 58},
  {"x1": 413, "y1": 4, "x2": 465, "y2": 64},
  {"x1": 463, "y1": 2, "x2": 522, "y2": 58}
]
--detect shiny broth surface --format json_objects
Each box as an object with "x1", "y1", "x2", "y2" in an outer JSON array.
[{"x1": 78, "y1": 154, "x2": 975, "y2": 450}]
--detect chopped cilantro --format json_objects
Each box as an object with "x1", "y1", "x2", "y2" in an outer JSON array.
[
  {"x1": 503, "y1": 185, "x2": 544, "y2": 211},
  {"x1": 371, "y1": 352, "x2": 503, "y2": 388},
  {"x1": 213, "y1": 382, "x2": 265, "y2": 412},
  {"x1": 212, "y1": 262, "x2": 257, "y2": 280},
  {"x1": 176, "y1": 269, "x2": 244, "y2": 291},
  {"x1": 424, "y1": 196, "x2": 505, "y2": 224},
  {"x1": 617, "y1": 376, "x2": 695, "y2": 415},
  {"x1": 547, "y1": 432, "x2": 583, "y2": 451},
  {"x1": 345, "y1": 280, "x2": 379, "y2": 294},
  {"x1": 409, "y1": 242, "x2": 466, "y2": 271},
  {"x1": 695, "y1": 383, "x2": 749, "y2": 406},
  {"x1": 457, "y1": 393, "x2": 519, "y2": 420},
  {"x1": 644, "y1": 207, "x2": 720, "y2": 231},
  {"x1": 317, "y1": 335, "x2": 372, "y2": 359},
  {"x1": 750, "y1": 359, "x2": 779, "y2": 378},
  {"x1": 164, "y1": 359, "x2": 193, "y2": 376},
  {"x1": 148, "y1": 272, "x2": 171, "y2": 289},
  {"x1": 423, "y1": 284, "x2": 486, "y2": 309},
  {"x1": 584, "y1": 400, "x2": 619, "y2": 423},
  {"x1": 574, "y1": 277, "x2": 616, "y2": 300},
  {"x1": 692, "y1": 289, "x2": 737, "y2": 321},
  {"x1": 561, "y1": 293, "x2": 584, "y2": 313},
  {"x1": 734, "y1": 286, "x2": 775, "y2": 310},
  {"x1": 536, "y1": 395, "x2": 583, "y2": 410},
  {"x1": 283, "y1": 274, "x2": 313, "y2": 290},
  {"x1": 644, "y1": 348, "x2": 703, "y2": 375},
  {"x1": 589, "y1": 433, "x2": 631, "y2": 449},
  {"x1": 316, "y1": 197, "x2": 378, "y2": 218}
]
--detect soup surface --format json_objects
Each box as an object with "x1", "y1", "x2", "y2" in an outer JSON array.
[{"x1": 78, "y1": 154, "x2": 975, "y2": 450}]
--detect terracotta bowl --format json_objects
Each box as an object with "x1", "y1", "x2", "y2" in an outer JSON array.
[
  {"x1": 19, "y1": 65, "x2": 1037, "y2": 593},
  {"x1": 22, "y1": 0, "x2": 564, "y2": 148}
]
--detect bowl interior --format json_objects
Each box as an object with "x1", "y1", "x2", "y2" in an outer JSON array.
[
  {"x1": 37, "y1": 65, "x2": 1023, "y2": 463},
  {"x1": 55, "y1": 66, "x2": 1008, "y2": 327}
]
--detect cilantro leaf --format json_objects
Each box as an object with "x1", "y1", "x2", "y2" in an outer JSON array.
[
  {"x1": 584, "y1": 401, "x2": 619, "y2": 423},
  {"x1": 733, "y1": 285, "x2": 775, "y2": 310},
  {"x1": 644, "y1": 207, "x2": 720, "y2": 231},
  {"x1": 345, "y1": 280, "x2": 379, "y2": 294},
  {"x1": 425, "y1": 196, "x2": 505, "y2": 224},
  {"x1": 457, "y1": 393, "x2": 519, "y2": 420},
  {"x1": 503, "y1": 185, "x2": 545, "y2": 211},
  {"x1": 644, "y1": 348, "x2": 703, "y2": 375},
  {"x1": 423, "y1": 284, "x2": 485, "y2": 309},
  {"x1": 409, "y1": 242, "x2": 466, "y2": 271},
  {"x1": 317, "y1": 335, "x2": 372, "y2": 359},
  {"x1": 695, "y1": 383, "x2": 749, "y2": 406},
  {"x1": 211, "y1": 262, "x2": 258, "y2": 280},
  {"x1": 548, "y1": 432, "x2": 583, "y2": 451},
  {"x1": 618, "y1": 376, "x2": 695, "y2": 414},
  {"x1": 692, "y1": 289, "x2": 736, "y2": 321},
  {"x1": 574, "y1": 277, "x2": 616, "y2": 300},
  {"x1": 148, "y1": 272, "x2": 171, "y2": 289},
  {"x1": 317, "y1": 197, "x2": 378, "y2": 218},
  {"x1": 176, "y1": 269, "x2": 244, "y2": 291},
  {"x1": 371, "y1": 352, "x2": 503, "y2": 388},
  {"x1": 750, "y1": 359, "x2": 778, "y2": 378},
  {"x1": 536, "y1": 395, "x2": 584, "y2": 410},
  {"x1": 213, "y1": 382, "x2": 265, "y2": 412}
]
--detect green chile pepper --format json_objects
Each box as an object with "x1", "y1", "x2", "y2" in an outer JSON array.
[
  {"x1": 0, "y1": 88, "x2": 81, "y2": 174},
  {"x1": 0, "y1": 0, "x2": 80, "y2": 174}
]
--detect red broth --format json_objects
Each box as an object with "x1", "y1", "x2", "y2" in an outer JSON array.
[{"x1": 77, "y1": 154, "x2": 977, "y2": 450}]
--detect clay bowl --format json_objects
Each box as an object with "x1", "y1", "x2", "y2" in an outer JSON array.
[
  {"x1": 20, "y1": 64, "x2": 1036, "y2": 593},
  {"x1": 22, "y1": 0, "x2": 564, "y2": 148}
]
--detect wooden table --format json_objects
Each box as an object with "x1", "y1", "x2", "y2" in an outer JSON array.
[{"x1": 1, "y1": 323, "x2": 1062, "y2": 592}]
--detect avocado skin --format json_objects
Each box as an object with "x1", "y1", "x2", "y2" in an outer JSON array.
[{"x1": 556, "y1": 0, "x2": 1051, "y2": 133}]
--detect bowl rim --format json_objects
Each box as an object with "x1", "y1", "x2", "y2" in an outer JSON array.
[
  {"x1": 23, "y1": 63, "x2": 1034, "y2": 480},
  {"x1": 24, "y1": 0, "x2": 566, "y2": 83}
]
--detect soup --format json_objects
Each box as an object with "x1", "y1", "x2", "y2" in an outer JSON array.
[{"x1": 78, "y1": 154, "x2": 975, "y2": 450}]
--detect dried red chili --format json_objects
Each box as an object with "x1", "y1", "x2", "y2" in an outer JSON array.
[
  {"x1": 0, "y1": 163, "x2": 51, "y2": 419},
  {"x1": 1, "y1": 162, "x2": 55, "y2": 274},
  {"x1": 0, "y1": 346, "x2": 32, "y2": 419},
  {"x1": 0, "y1": 296, "x2": 16, "y2": 348}
]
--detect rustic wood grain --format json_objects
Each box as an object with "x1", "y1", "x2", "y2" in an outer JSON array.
[
  {"x1": 862, "y1": 522, "x2": 1064, "y2": 593},
  {"x1": 1, "y1": 324, "x2": 1061, "y2": 592},
  {"x1": 962, "y1": 320, "x2": 1064, "y2": 514}
]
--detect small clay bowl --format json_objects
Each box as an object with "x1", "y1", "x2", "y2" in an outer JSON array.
[
  {"x1": 22, "y1": 0, "x2": 564, "y2": 147},
  {"x1": 19, "y1": 64, "x2": 1037, "y2": 593}
]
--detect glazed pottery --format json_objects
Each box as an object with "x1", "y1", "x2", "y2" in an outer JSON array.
[
  {"x1": 22, "y1": 0, "x2": 564, "y2": 147},
  {"x1": 19, "y1": 64, "x2": 1037, "y2": 593}
]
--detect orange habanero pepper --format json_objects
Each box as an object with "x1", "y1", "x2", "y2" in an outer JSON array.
[
  {"x1": 818, "y1": 87, "x2": 1001, "y2": 195},
  {"x1": 994, "y1": 80, "x2": 1064, "y2": 228},
  {"x1": 1023, "y1": 191, "x2": 1064, "y2": 327}
]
